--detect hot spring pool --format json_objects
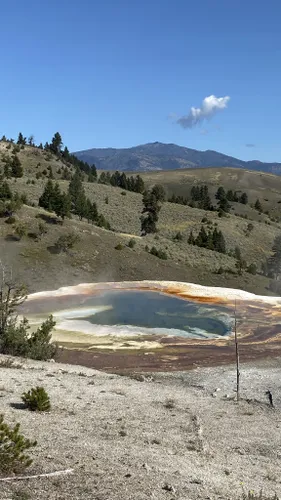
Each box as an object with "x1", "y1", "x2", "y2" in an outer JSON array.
[{"x1": 21, "y1": 289, "x2": 234, "y2": 340}]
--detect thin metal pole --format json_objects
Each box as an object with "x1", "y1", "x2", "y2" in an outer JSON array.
[{"x1": 234, "y1": 299, "x2": 240, "y2": 402}]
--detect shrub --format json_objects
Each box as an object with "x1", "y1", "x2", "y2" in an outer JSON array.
[
  {"x1": 115, "y1": 243, "x2": 124, "y2": 250},
  {"x1": 241, "y1": 492, "x2": 278, "y2": 500},
  {"x1": 247, "y1": 263, "x2": 257, "y2": 275},
  {"x1": 201, "y1": 217, "x2": 208, "y2": 223},
  {"x1": 22, "y1": 387, "x2": 51, "y2": 412},
  {"x1": 150, "y1": 246, "x2": 168, "y2": 260},
  {"x1": 173, "y1": 231, "x2": 183, "y2": 241},
  {"x1": 121, "y1": 191, "x2": 126, "y2": 196},
  {"x1": 0, "y1": 414, "x2": 37, "y2": 473},
  {"x1": 217, "y1": 267, "x2": 224, "y2": 274},
  {"x1": 128, "y1": 238, "x2": 136, "y2": 248},
  {"x1": 55, "y1": 232, "x2": 80, "y2": 252},
  {"x1": 105, "y1": 195, "x2": 109, "y2": 204},
  {"x1": 14, "y1": 223, "x2": 27, "y2": 240},
  {"x1": 5, "y1": 216, "x2": 16, "y2": 225}
]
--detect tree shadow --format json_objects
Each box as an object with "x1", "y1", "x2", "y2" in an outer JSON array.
[
  {"x1": 47, "y1": 245, "x2": 60, "y2": 255},
  {"x1": 5, "y1": 234, "x2": 19, "y2": 242},
  {"x1": 36, "y1": 213, "x2": 63, "y2": 225},
  {"x1": 10, "y1": 402, "x2": 27, "y2": 411},
  {"x1": 28, "y1": 231, "x2": 38, "y2": 240}
]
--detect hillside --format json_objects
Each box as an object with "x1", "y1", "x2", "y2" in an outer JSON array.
[
  {"x1": 0, "y1": 139, "x2": 280, "y2": 297},
  {"x1": 74, "y1": 141, "x2": 281, "y2": 174}
]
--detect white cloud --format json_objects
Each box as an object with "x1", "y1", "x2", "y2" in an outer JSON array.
[{"x1": 177, "y1": 95, "x2": 230, "y2": 129}]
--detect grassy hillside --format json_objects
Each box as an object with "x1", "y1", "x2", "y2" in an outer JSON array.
[
  {"x1": 141, "y1": 167, "x2": 281, "y2": 218},
  {"x1": 0, "y1": 140, "x2": 279, "y2": 295}
]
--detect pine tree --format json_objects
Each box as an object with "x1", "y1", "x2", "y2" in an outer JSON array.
[
  {"x1": 254, "y1": 198, "x2": 262, "y2": 212},
  {"x1": 75, "y1": 191, "x2": 87, "y2": 220},
  {"x1": 17, "y1": 133, "x2": 26, "y2": 145},
  {"x1": 49, "y1": 132, "x2": 63, "y2": 155},
  {"x1": 266, "y1": 235, "x2": 281, "y2": 279},
  {"x1": 215, "y1": 186, "x2": 226, "y2": 200},
  {"x1": 240, "y1": 192, "x2": 248, "y2": 204},
  {"x1": 11, "y1": 155, "x2": 23, "y2": 178},
  {"x1": 28, "y1": 135, "x2": 35, "y2": 146},
  {"x1": 195, "y1": 226, "x2": 208, "y2": 247},
  {"x1": 218, "y1": 196, "x2": 231, "y2": 214},
  {"x1": 140, "y1": 189, "x2": 162, "y2": 235},
  {"x1": 226, "y1": 189, "x2": 234, "y2": 201},
  {"x1": 134, "y1": 175, "x2": 145, "y2": 193},
  {"x1": 0, "y1": 180, "x2": 12, "y2": 200},
  {"x1": 39, "y1": 179, "x2": 55, "y2": 211},
  {"x1": 215, "y1": 230, "x2": 226, "y2": 253},
  {"x1": 151, "y1": 184, "x2": 166, "y2": 202},
  {"x1": 68, "y1": 169, "x2": 84, "y2": 208},
  {"x1": 188, "y1": 231, "x2": 195, "y2": 245}
]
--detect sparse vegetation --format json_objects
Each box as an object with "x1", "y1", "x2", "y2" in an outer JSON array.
[
  {"x1": 0, "y1": 414, "x2": 37, "y2": 474},
  {"x1": 55, "y1": 232, "x2": 80, "y2": 253},
  {"x1": 22, "y1": 386, "x2": 51, "y2": 412}
]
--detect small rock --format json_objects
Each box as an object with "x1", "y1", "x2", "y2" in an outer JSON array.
[
  {"x1": 190, "y1": 478, "x2": 203, "y2": 484},
  {"x1": 162, "y1": 483, "x2": 176, "y2": 493}
]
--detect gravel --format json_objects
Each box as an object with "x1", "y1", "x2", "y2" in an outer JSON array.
[{"x1": 1, "y1": 355, "x2": 281, "y2": 499}]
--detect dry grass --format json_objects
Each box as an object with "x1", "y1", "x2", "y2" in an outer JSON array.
[{"x1": 0, "y1": 142, "x2": 278, "y2": 295}]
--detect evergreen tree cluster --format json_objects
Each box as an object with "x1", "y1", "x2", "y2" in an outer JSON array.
[
  {"x1": 99, "y1": 170, "x2": 145, "y2": 193},
  {"x1": 168, "y1": 193, "x2": 189, "y2": 205},
  {"x1": 2, "y1": 153, "x2": 23, "y2": 178},
  {"x1": 1, "y1": 131, "x2": 97, "y2": 181},
  {"x1": 0, "y1": 177, "x2": 25, "y2": 217},
  {"x1": 190, "y1": 185, "x2": 213, "y2": 210},
  {"x1": 39, "y1": 172, "x2": 110, "y2": 229},
  {"x1": 188, "y1": 225, "x2": 226, "y2": 254},
  {"x1": 39, "y1": 180, "x2": 71, "y2": 220}
]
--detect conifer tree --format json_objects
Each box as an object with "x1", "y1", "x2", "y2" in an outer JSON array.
[
  {"x1": 215, "y1": 186, "x2": 226, "y2": 200},
  {"x1": 49, "y1": 132, "x2": 63, "y2": 155},
  {"x1": 239, "y1": 192, "x2": 248, "y2": 204},
  {"x1": 140, "y1": 189, "x2": 162, "y2": 235},
  {"x1": 11, "y1": 155, "x2": 23, "y2": 178},
  {"x1": 254, "y1": 198, "x2": 262, "y2": 212},
  {"x1": 266, "y1": 235, "x2": 281, "y2": 279},
  {"x1": 188, "y1": 230, "x2": 195, "y2": 245},
  {"x1": 39, "y1": 179, "x2": 55, "y2": 211},
  {"x1": 17, "y1": 133, "x2": 26, "y2": 145}
]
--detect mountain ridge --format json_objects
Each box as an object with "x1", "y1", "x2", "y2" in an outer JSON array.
[{"x1": 74, "y1": 141, "x2": 281, "y2": 174}]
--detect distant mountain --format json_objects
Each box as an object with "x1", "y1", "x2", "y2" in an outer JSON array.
[{"x1": 74, "y1": 142, "x2": 281, "y2": 174}]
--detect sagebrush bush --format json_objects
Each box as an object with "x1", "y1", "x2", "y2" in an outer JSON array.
[
  {"x1": 5, "y1": 216, "x2": 16, "y2": 225},
  {"x1": 150, "y1": 246, "x2": 168, "y2": 260},
  {"x1": 55, "y1": 232, "x2": 80, "y2": 252},
  {"x1": 115, "y1": 243, "x2": 124, "y2": 250},
  {"x1": 22, "y1": 386, "x2": 51, "y2": 412},
  {"x1": 0, "y1": 414, "x2": 37, "y2": 473},
  {"x1": 242, "y1": 492, "x2": 278, "y2": 500},
  {"x1": 128, "y1": 238, "x2": 136, "y2": 248}
]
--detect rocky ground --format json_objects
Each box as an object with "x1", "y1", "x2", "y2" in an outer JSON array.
[{"x1": 1, "y1": 354, "x2": 281, "y2": 500}]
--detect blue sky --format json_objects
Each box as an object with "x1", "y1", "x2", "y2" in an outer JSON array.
[{"x1": 1, "y1": 0, "x2": 281, "y2": 161}]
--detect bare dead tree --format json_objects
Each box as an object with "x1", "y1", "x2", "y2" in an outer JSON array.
[
  {"x1": 234, "y1": 299, "x2": 240, "y2": 402},
  {"x1": 0, "y1": 261, "x2": 27, "y2": 338}
]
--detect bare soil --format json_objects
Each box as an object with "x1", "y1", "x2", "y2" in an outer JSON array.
[{"x1": 1, "y1": 355, "x2": 281, "y2": 500}]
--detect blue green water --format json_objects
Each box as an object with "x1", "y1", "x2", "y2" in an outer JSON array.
[{"x1": 69, "y1": 290, "x2": 233, "y2": 338}]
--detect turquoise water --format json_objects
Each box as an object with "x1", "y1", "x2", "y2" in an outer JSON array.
[{"x1": 64, "y1": 290, "x2": 233, "y2": 338}]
